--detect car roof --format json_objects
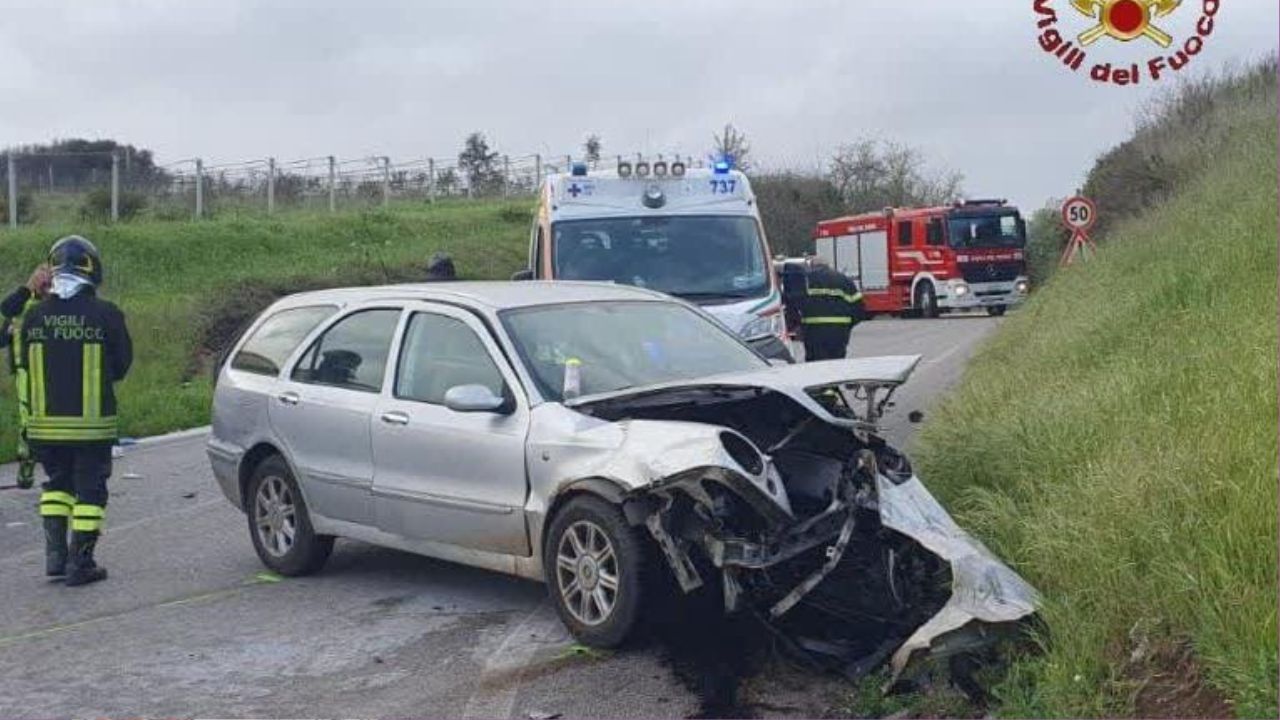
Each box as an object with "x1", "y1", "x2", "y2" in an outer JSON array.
[{"x1": 275, "y1": 280, "x2": 674, "y2": 312}]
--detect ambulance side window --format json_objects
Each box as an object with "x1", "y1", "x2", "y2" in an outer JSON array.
[
  {"x1": 926, "y1": 219, "x2": 944, "y2": 246},
  {"x1": 897, "y1": 221, "x2": 914, "y2": 247}
]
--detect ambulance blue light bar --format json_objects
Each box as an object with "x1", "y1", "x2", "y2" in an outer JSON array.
[
  {"x1": 713, "y1": 159, "x2": 732, "y2": 174},
  {"x1": 571, "y1": 162, "x2": 588, "y2": 177}
]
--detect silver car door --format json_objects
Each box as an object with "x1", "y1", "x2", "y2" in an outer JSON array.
[
  {"x1": 371, "y1": 303, "x2": 531, "y2": 556},
  {"x1": 269, "y1": 306, "x2": 404, "y2": 527}
]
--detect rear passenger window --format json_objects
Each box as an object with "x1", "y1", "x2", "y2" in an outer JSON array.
[
  {"x1": 926, "y1": 218, "x2": 945, "y2": 246},
  {"x1": 395, "y1": 313, "x2": 506, "y2": 404},
  {"x1": 231, "y1": 306, "x2": 337, "y2": 376},
  {"x1": 897, "y1": 221, "x2": 914, "y2": 247},
  {"x1": 291, "y1": 309, "x2": 401, "y2": 393}
]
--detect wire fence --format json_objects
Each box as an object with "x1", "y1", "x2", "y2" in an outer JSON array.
[{"x1": 0, "y1": 149, "x2": 707, "y2": 229}]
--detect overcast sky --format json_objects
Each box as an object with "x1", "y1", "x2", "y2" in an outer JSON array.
[{"x1": 1, "y1": 0, "x2": 1275, "y2": 210}]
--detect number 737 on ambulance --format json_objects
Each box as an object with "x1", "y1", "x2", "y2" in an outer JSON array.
[{"x1": 513, "y1": 158, "x2": 792, "y2": 361}]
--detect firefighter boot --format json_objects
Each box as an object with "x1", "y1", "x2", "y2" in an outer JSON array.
[
  {"x1": 43, "y1": 516, "x2": 68, "y2": 577},
  {"x1": 65, "y1": 531, "x2": 108, "y2": 587}
]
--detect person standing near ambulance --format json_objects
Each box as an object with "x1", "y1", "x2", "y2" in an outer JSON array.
[
  {"x1": 25, "y1": 236, "x2": 132, "y2": 586},
  {"x1": 799, "y1": 256, "x2": 865, "y2": 361}
]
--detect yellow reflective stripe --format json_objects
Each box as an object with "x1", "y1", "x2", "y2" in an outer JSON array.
[
  {"x1": 72, "y1": 517, "x2": 104, "y2": 532},
  {"x1": 72, "y1": 504, "x2": 105, "y2": 519},
  {"x1": 82, "y1": 345, "x2": 98, "y2": 419},
  {"x1": 71, "y1": 504, "x2": 106, "y2": 531},
  {"x1": 27, "y1": 415, "x2": 117, "y2": 425},
  {"x1": 802, "y1": 317, "x2": 854, "y2": 325},
  {"x1": 807, "y1": 287, "x2": 862, "y2": 304},
  {"x1": 28, "y1": 344, "x2": 45, "y2": 418},
  {"x1": 27, "y1": 427, "x2": 118, "y2": 441},
  {"x1": 40, "y1": 490, "x2": 77, "y2": 517}
]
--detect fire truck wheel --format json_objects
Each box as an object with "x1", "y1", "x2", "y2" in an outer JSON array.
[
  {"x1": 915, "y1": 283, "x2": 939, "y2": 319},
  {"x1": 987, "y1": 305, "x2": 1007, "y2": 317}
]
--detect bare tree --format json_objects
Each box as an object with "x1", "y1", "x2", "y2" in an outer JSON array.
[
  {"x1": 712, "y1": 123, "x2": 751, "y2": 171},
  {"x1": 828, "y1": 138, "x2": 963, "y2": 212},
  {"x1": 583, "y1": 134, "x2": 603, "y2": 167}
]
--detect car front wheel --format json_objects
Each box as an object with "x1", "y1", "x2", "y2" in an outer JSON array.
[
  {"x1": 246, "y1": 455, "x2": 334, "y2": 576},
  {"x1": 544, "y1": 495, "x2": 647, "y2": 648}
]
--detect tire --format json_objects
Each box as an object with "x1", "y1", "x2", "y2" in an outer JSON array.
[
  {"x1": 544, "y1": 495, "x2": 648, "y2": 648},
  {"x1": 915, "y1": 283, "x2": 939, "y2": 319},
  {"x1": 986, "y1": 305, "x2": 1007, "y2": 317},
  {"x1": 246, "y1": 455, "x2": 334, "y2": 576}
]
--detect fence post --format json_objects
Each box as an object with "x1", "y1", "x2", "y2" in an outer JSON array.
[
  {"x1": 427, "y1": 158, "x2": 436, "y2": 204},
  {"x1": 48, "y1": 164, "x2": 54, "y2": 192},
  {"x1": 7, "y1": 154, "x2": 16, "y2": 229},
  {"x1": 381, "y1": 156, "x2": 390, "y2": 208},
  {"x1": 194, "y1": 158, "x2": 204, "y2": 220},
  {"x1": 267, "y1": 157, "x2": 276, "y2": 214},
  {"x1": 111, "y1": 153, "x2": 120, "y2": 222},
  {"x1": 503, "y1": 155, "x2": 511, "y2": 197},
  {"x1": 328, "y1": 156, "x2": 337, "y2": 214},
  {"x1": 534, "y1": 154, "x2": 542, "y2": 185}
]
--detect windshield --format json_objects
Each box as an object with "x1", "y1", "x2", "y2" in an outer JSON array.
[
  {"x1": 501, "y1": 301, "x2": 767, "y2": 403},
  {"x1": 947, "y1": 213, "x2": 1026, "y2": 249},
  {"x1": 552, "y1": 215, "x2": 769, "y2": 301}
]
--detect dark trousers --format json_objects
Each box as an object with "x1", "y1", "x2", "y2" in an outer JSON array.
[
  {"x1": 36, "y1": 443, "x2": 112, "y2": 513},
  {"x1": 803, "y1": 326, "x2": 851, "y2": 361}
]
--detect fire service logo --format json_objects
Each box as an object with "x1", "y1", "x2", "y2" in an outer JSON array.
[{"x1": 1034, "y1": 0, "x2": 1221, "y2": 85}]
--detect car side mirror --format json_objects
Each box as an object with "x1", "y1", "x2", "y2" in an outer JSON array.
[
  {"x1": 443, "y1": 384, "x2": 510, "y2": 414},
  {"x1": 511, "y1": 268, "x2": 534, "y2": 281}
]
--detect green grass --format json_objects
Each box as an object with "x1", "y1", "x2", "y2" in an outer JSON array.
[
  {"x1": 913, "y1": 70, "x2": 1278, "y2": 716},
  {"x1": 0, "y1": 200, "x2": 533, "y2": 460}
]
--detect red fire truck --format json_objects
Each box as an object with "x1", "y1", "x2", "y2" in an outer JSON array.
[{"x1": 813, "y1": 199, "x2": 1030, "y2": 317}]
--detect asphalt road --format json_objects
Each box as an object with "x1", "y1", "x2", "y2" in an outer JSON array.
[{"x1": 0, "y1": 314, "x2": 1000, "y2": 719}]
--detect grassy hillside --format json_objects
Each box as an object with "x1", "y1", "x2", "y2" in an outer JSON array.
[
  {"x1": 914, "y1": 64, "x2": 1277, "y2": 717},
  {"x1": 0, "y1": 200, "x2": 532, "y2": 461}
]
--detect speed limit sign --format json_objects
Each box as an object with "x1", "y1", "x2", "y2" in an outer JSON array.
[
  {"x1": 1061, "y1": 196, "x2": 1097, "y2": 232},
  {"x1": 1060, "y1": 195, "x2": 1098, "y2": 266}
]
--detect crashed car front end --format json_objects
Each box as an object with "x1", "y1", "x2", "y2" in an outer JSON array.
[{"x1": 532, "y1": 355, "x2": 1039, "y2": 682}]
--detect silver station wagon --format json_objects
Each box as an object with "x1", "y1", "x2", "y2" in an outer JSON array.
[{"x1": 208, "y1": 281, "x2": 1036, "y2": 679}]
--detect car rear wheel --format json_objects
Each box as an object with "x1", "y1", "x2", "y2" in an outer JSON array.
[
  {"x1": 915, "y1": 283, "x2": 939, "y2": 319},
  {"x1": 986, "y1": 305, "x2": 1007, "y2": 317},
  {"x1": 247, "y1": 455, "x2": 333, "y2": 576},
  {"x1": 545, "y1": 495, "x2": 647, "y2": 648}
]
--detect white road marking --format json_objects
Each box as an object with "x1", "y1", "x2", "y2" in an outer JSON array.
[{"x1": 462, "y1": 599, "x2": 570, "y2": 719}]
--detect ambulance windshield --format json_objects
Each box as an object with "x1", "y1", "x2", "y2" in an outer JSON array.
[
  {"x1": 947, "y1": 212, "x2": 1026, "y2": 249},
  {"x1": 552, "y1": 215, "x2": 769, "y2": 301}
]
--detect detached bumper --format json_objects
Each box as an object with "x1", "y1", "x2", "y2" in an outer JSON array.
[{"x1": 875, "y1": 475, "x2": 1039, "y2": 680}]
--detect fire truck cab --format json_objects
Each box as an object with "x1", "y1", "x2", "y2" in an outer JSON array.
[
  {"x1": 814, "y1": 199, "x2": 1030, "y2": 318},
  {"x1": 517, "y1": 159, "x2": 791, "y2": 360}
]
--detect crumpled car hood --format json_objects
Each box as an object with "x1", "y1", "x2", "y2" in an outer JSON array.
[{"x1": 565, "y1": 355, "x2": 923, "y2": 412}]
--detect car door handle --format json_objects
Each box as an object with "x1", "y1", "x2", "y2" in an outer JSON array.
[
  {"x1": 277, "y1": 391, "x2": 300, "y2": 406},
  {"x1": 380, "y1": 411, "x2": 410, "y2": 426}
]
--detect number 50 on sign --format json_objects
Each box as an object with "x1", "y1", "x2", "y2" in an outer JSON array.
[{"x1": 1060, "y1": 195, "x2": 1098, "y2": 266}]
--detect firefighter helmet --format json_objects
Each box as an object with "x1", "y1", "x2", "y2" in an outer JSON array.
[{"x1": 48, "y1": 235, "x2": 103, "y2": 286}]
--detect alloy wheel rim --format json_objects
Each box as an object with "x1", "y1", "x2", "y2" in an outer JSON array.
[
  {"x1": 555, "y1": 520, "x2": 619, "y2": 626},
  {"x1": 254, "y1": 475, "x2": 297, "y2": 558}
]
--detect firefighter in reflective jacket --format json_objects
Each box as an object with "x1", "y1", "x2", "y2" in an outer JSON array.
[
  {"x1": 26, "y1": 236, "x2": 132, "y2": 586},
  {"x1": 799, "y1": 256, "x2": 865, "y2": 361},
  {"x1": 0, "y1": 264, "x2": 50, "y2": 488}
]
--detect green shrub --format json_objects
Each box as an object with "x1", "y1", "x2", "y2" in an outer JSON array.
[{"x1": 80, "y1": 187, "x2": 147, "y2": 221}]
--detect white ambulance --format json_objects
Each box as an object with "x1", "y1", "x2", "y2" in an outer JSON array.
[{"x1": 515, "y1": 159, "x2": 791, "y2": 360}]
